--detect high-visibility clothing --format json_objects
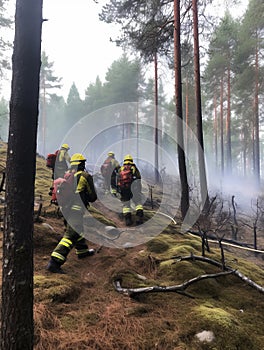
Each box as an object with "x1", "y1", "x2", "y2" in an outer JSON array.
[
  {"x1": 101, "y1": 156, "x2": 120, "y2": 192},
  {"x1": 54, "y1": 149, "x2": 71, "y2": 179},
  {"x1": 50, "y1": 169, "x2": 96, "y2": 265},
  {"x1": 115, "y1": 161, "x2": 144, "y2": 220}
]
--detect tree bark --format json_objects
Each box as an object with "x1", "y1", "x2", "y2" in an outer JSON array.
[
  {"x1": 220, "y1": 76, "x2": 224, "y2": 175},
  {"x1": 213, "y1": 94, "x2": 218, "y2": 171},
  {"x1": 1, "y1": 0, "x2": 43, "y2": 349},
  {"x1": 173, "y1": 0, "x2": 189, "y2": 219},
  {"x1": 154, "y1": 51, "x2": 159, "y2": 183},
  {"x1": 254, "y1": 38, "x2": 260, "y2": 186},
  {"x1": 226, "y1": 63, "x2": 232, "y2": 174},
  {"x1": 192, "y1": 0, "x2": 209, "y2": 210},
  {"x1": 185, "y1": 77, "x2": 189, "y2": 156}
]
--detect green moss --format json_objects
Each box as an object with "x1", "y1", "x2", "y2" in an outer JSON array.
[
  {"x1": 195, "y1": 304, "x2": 234, "y2": 328},
  {"x1": 146, "y1": 237, "x2": 170, "y2": 253},
  {"x1": 112, "y1": 270, "x2": 155, "y2": 289},
  {"x1": 34, "y1": 275, "x2": 81, "y2": 303},
  {"x1": 176, "y1": 302, "x2": 260, "y2": 350},
  {"x1": 87, "y1": 206, "x2": 117, "y2": 226},
  {"x1": 60, "y1": 314, "x2": 77, "y2": 330}
]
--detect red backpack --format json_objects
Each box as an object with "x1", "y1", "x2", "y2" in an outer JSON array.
[
  {"x1": 118, "y1": 164, "x2": 133, "y2": 188},
  {"x1": 52, "y1": 172, "x2": 75, "y2": 207},
  {"x1": 46, "y1": 150, "x2": 59, "y2": 169},
  {"x1": 100, "y1": 157, "x2": 112, "y2": 177}
]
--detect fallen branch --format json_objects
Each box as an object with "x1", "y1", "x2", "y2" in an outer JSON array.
[
  {"x1": 113, "y1": 254, "x2": 264, "y2": 297},
  {"x1": 176, "y1": 255, "x2": 264, "y2": 293},
  {"x1": 114, "y1": 270, "x2": 233, "y2": 297},
  {"x1": 233, "y1": 270, "x2": 264, "y2": 293},
  {"x1": 188, "y1": 230, "x2": 264, "y2": 254}
]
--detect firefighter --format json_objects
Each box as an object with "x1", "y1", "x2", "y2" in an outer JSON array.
[
  {"x1": 47, "y1": 153, "x2": 97, "y2": 273},
  {"x1": 100, "y1": 151, "x2": 120, "y2": 194},
  {"x1": 113, "y1": 154, "x2": 144, "y2": 226},
  {"x1": 53, "y1": 143, "x2": 71, "y2": 179}
]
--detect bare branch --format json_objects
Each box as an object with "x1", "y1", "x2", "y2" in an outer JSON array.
[
  {"x1": 113, "y1": 270, "x2": 233, "y2": 297},
  {"x1": 113, "y1": 254, "x2": 264, "y2": 297}
]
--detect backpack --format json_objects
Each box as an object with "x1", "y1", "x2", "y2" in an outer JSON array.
[
  {"x1": 100, "y1": 158, "x2": 112, "y2": 177},
  {"x1": 118, "y1": 164, "x2": 133, "y2": 188},
  {"x1": 46, "y1": 150, "x2": 59, "y2": 169},
  {"x1": 85, "y1": 173, "x2": 98, "y2": 203},
  {"x1": 54, "y1": 172, "x2": 75, "y2": 207}
]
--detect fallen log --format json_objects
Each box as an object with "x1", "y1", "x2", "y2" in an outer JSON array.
[{"x1": 113, "y1": 254, "x2": 264, "y2": 297}]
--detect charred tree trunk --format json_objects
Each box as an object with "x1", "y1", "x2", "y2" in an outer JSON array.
[
  {"x1": 1, "y1": 1, "x2": 43, "y2": 349},
  {"x1": 173, "y1": 0, "x2": 189, "y2": 218},
  {"x1": 192, "y1": 0, "x2": 209, "y2": 210}
]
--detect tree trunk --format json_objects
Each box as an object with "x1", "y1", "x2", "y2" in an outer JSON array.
[
  {"x1": 1, "y1": 1, "x2": 43, "y2": 349},
  {"x1": 254, "y1": 38, "x2": 260, "y2": 186},
  {"x1": 173, "y1": 0, "x2": 189, "y2": 219},
  {"x1": 154, "y1": 51, "x2": 159, "y2": 183},
  {"x1": 243, "y1": 132, "x2": 247, "y2": 177},
  {"x1": 252, "y1": 120, "x2": 255, "y2": 176},
  {"x1": 185, "y1": 77, "x2": 189, "y2": 156},
  {"x1": 42, "y1": 76, "x2": 46, "y2": 156},
  {"x1": 226, "y1": 63, "x2": 232, "y2": 174},
  {"x1": 220, "y1": 76, "x2": 224, "y2": 175},
  {"x1": 192, "y1": 0, "x2": 209, "y2": 209},
  {"x1": 214, "y1": 94, "x2": 218, "y2": 171}
]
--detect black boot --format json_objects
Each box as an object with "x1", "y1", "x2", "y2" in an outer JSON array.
[
  {"x1": 136, "y1": 209, "x2": 144, "y2": 225},
  {"x1": 77, "y1": 249, "x2": 95, "y2": 259},
  {"x1": 46, "y1": 259, "x2": 65, "y2": 274},
  {"x1": 48, "y1": 187, "x2": 53, "y2": 196},
  {"x1": 125, "y1": 213, "x2": 133, "y2": 226}
]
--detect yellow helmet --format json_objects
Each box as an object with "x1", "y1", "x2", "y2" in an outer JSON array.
[
  {"x1": 124, "y1": 154, "x2": 133, "y2": 162},
  {"x1": 70, "y1": 153, "x2": 86, "y2": 165},
  {"x1": 61, "y1": 143, "x2": 70, "y2": 150},
  {"x1": 108, "y1": 151, "x2": 115, "y2": 157}
]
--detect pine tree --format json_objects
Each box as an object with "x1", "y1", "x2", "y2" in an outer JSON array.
[
  {"x1": 39, "y1": 51, "x2": 62, "y2": 155},
  {"x1": 1, "y1": 0, "x2": 43, "y2": 348},
  {"x1": 0, "y1": 0, "x2": 12, "y2": 82}
]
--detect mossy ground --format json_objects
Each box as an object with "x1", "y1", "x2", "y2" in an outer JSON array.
[
  {"x1": 32, "y1": 214, "x2": 264, "y2": 350},
  {"x1": 1, "y1": 144, "x2": 264, "y2": 349}
]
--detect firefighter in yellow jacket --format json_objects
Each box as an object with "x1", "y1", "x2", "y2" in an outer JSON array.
[
  {"x1": 112, "y1": 154, "x2": 144, "y2": 226},
  {"x1": 54, "y1": 143, "x2": 71, "y2": 179},
  {"x1": 100, "y1": 151, "x2": 120, "y2": 194},
  {"x1": 47, "y1": 153, "x2": 97, "y2": 273}
]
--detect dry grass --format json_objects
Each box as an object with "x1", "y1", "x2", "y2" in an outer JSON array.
[{"x1": 1, "y1": 142, "x2": 264, "y2": 349}]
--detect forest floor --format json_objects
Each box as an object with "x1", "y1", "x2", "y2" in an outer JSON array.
[{"x1": 1, "y1": 143, "x2": 264, "y2": 349}]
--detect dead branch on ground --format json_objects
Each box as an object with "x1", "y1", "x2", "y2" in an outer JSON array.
[
  {"x1": 113, "y1": 254, "x2": 264, "y2": 297},
  {"x1": 114, "y1": 270, "x2": 233, "y2": 298}
]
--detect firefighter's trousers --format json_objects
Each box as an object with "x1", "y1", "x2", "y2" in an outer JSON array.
[
  {"x1": 51, "y1": 206, "x2": 90, "y2": 265},
  {"x1": 120, "y1": 187, "x2": 144, "y2": 216}
]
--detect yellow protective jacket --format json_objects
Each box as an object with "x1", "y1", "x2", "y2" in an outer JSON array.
[
  {"x1": 74, "y1": 170, "x2": 97, "y2": 208},
  {"x1": 58, "y1": 149, "x2": 71, "y2": 163}
]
